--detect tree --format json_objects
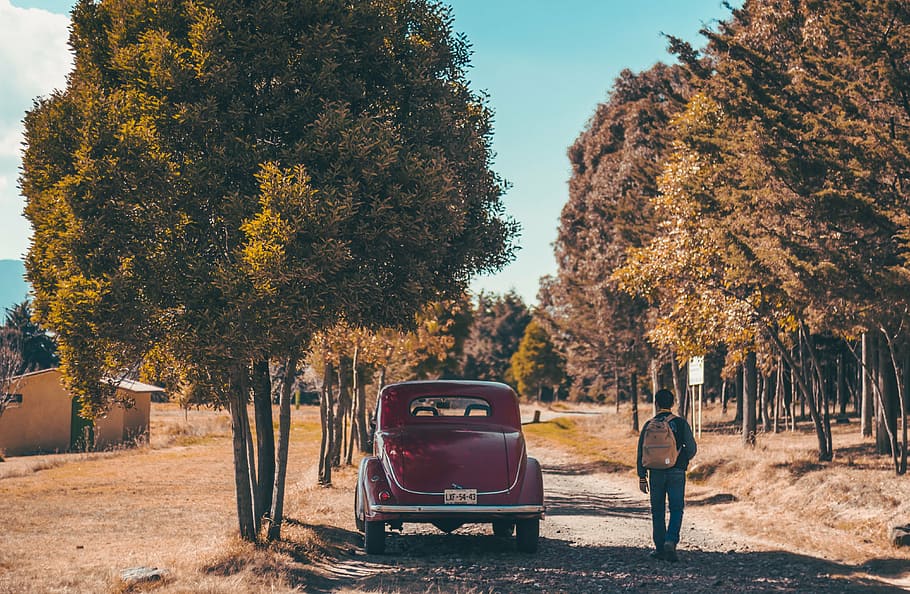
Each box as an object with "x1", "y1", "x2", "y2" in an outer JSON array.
[
  {"x1": 545, "y1": 64, "x2": 691, "y2": 402},
  {"x1": 21, "y1": 0, "x2": 515, "y2": 540},
  {"x1": 694, "y1": 0, "x2": 910, "y2": 468},
  {"x1": 510, "y1": 320, "x2": 565, "y2": 401},
  {"x1": 462, "y1": 291, "x2": 531, "y2": 382},
  {"x1": 2, "y1": 302, "x2": 58, "y2": 375}
]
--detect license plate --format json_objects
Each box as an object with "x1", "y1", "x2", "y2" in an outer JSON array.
[{"x1": 444, "y1": 489, "x2": 477, "y2": 504}]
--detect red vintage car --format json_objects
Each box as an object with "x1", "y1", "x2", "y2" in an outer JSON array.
[{"x1": 355, "y1": 380, "x2": 545, "y2": 554}]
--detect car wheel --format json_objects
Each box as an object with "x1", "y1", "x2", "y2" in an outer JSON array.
[
  {"x1": 515, "y1": 518, "x2": 539, "y2": 553},
  {"x1": 364, "y1": 520, "x2": 386, "y2": 554},
  {"x1": 354, "y1": 487, "x2": 365, "y2": 533},
  {"x1": 492, "y1": 521, "x2": 514, "y2": 537}
]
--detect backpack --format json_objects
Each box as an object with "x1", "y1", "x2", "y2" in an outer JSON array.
[{"x1": 641, "y1": 414, "x2": 679, "y2": 470}]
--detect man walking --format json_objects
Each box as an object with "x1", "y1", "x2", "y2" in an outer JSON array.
[{"x1": 637, "y1": 388, "x2": 697, "y2": 561}]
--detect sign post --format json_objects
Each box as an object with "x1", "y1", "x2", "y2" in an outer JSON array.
[{"x1": 688, "y1": 356, "x2": 704, "y2": 437}]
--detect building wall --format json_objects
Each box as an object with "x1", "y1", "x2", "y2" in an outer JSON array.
[
  {"x1": 0, "y1": 369, "x2": 157, "y2": 456},
  {"x1": 120, "y1": 391, "x2": 151, "y2": 442},
  {"x1": 0, "y1": 371, "x2": 71, "y2": 456},
  {"x1": 93, "y1": 403, "x2": 125, "y2": 450}
]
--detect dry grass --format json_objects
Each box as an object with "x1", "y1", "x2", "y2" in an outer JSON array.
[
  {"x1": 524, "y1": 402, "x2": 910, "y2": 566},
  {"x1": 0, "y1": 402, "x2": 332, "y2": 594}
]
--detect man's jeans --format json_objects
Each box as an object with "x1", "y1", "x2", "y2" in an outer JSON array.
[{"x1": 648, "y1": 467, "x2": 686, "y2": 550}]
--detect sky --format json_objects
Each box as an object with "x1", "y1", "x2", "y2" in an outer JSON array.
[{"x1": 0, "y1": 0, "x2": 736, "y2": 305}]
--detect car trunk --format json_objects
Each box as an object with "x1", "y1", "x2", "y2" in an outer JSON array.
[{"x1": 382, "y1": 426, "x2": 524, "y2": 494}]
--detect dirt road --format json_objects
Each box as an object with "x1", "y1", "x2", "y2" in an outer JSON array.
[{"x1": 318, "y1": 444, "x2": 909, "y2": 593}]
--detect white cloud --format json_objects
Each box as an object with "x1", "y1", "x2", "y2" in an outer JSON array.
[
  {"x1": 0, "y1": 1, "x2": 70, "y2": 259},
  {"x1": 0, "y1": 0, "x2": 71, "y2": 106},
  {"x1": 0, "y1": 124, "x2": 24, "y2": 158}
]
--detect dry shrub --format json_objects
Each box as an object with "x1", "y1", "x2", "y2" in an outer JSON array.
[
  {"x1": 203, "y1": 537, "x2": 295, "y2": 581},
  {"x1": 150, "y1": 410, "x2": 232, "y2": 449}
]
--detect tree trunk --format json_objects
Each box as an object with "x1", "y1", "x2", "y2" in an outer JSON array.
[
  {"x1": 241, "y1": 391, "x2": 260, "y2": 536},
  {"x1": 789, "y1": 365, "x2": 797, "y2": 431},
  {"x1": 773, "y1": 362, "x2": 782, "y2": 433},
  {"x1": 875, "y1": 332, "x2": 898, "y2": 458},
  {"x1": 630, "y1": 372, "x2": 640, "y2": 433},
  {"x1": 650, "y1": 357, "x2": 660, "y2": 399},
  {"x1": 345, "y1": 361, "x2": 357, "y2": 466},
  {"x1": 861, "y1": 333, "x2": 874, "y2": 437},
  {"x1": 797, "y1": 323, "x2": 833, "y2": 460},
  {"x1": 734, "y1": 364, "x2": 743, "y2": 424},
  {"x1": 670, "y1": 351, "x2": 685, "y2": 418},
  {"x1": 228, "y1": 368, "x2": 256, "y2": 541},
  {"x1": 614, "y1": 365, "x2": 621, "y2": 413},
  {"x1": 251, "y1": 359, "x2": 274, "y2": 523},
  {"x1": 721, "y1": 379, "x2": 728, "y2": 415},
  {"x1": 355, "y1": 365, "x2": 370, "y2": 453},
  {"x1": 878, "y1": 330, "x2": 905, "y2": 474},
  {"x1": 318, "y1": 361, "x2": 334, "y2": 486},
  {"x1": 760, "y1": 371, "x2": 771, "y2": 432},
  {"x1": 267, "y1": 353, "x2": 298, "y2": 541},
  {"x1": 836, "y1": 353, "x2": 847, "y2": 417},
  {"x1": 743, "y1": 352, "x2": 757, "y2": 447},
  {"x1": 331, "y1": 358, "x2": 351, "y2": 468}
]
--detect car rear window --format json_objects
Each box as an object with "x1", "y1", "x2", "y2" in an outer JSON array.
[{"x1": 409, "y1": 396, "x2": 492, "y2": 417}]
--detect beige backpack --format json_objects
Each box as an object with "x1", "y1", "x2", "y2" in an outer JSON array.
[{"x1": 641, "y1": 414, "x2": 679, "y2": 469}]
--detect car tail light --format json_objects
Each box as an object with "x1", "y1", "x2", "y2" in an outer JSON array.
[{"x1": 378, "y1": 490, "x2": 392, "y2": 502}]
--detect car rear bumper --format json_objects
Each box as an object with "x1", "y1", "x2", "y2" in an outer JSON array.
[{"x1": 370, "y1": 503, "x2": 545, "y2": 518}]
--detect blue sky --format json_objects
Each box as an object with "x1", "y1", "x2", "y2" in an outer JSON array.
[{"x1": 0, "y1": 0, "x2": 735, "y2": 305}]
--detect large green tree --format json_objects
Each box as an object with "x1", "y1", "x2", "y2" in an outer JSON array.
[
  {"x1": 545, "y1": 64, "x2": 691, "y2": 401},
  {"x1": 21, "y1": 0, "x2": 516, "y2": 540},
  {"x1": 510, "y1": 319, "x2": 565, "y2": 401}
]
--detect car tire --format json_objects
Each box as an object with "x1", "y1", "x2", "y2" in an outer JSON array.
[
  {"x1": 354, "y1": 487, "x2": 365, "y2": 533},
  {"x1": 516, "y1": 518, "x2": 539, "y2": 553},
  {"x1": 364, "y1": 520, "x2": 386, "y2": 554},
  {"x1": 492, "y1": 521, "x2": 514, "y2": 537}
]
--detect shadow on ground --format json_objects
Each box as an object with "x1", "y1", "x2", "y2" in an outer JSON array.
[
  {"x1": 266, "y1": 508, "x2": 908, "y2": 593},
  {"x1": 541, "y1": 460, "x2": 628, "y2": 475},
  {"x1": 285, "y1": 526, "x2": 908, "y2": 594}
]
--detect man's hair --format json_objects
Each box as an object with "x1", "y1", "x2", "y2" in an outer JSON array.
[{"x1": 655, "y1": 389, "x2": 675, "y2": 410}]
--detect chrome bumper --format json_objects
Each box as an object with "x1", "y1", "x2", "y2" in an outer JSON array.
[{"x1": 371, "y1": 504, "x2": 545, "y2": 514}]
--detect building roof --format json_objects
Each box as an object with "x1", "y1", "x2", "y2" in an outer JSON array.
[
  {"x1": 9, "y1": 367, "x2": 165, "y2": 394},
  {"x1": 103, "y1": 377, "x2": 166, "y2": 394}
]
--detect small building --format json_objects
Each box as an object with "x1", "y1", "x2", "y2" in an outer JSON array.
[{"x1": 0, "y1": 368, "x2": 164, "y2": 456}]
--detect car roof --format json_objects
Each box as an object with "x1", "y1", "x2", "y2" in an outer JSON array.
[
  {"x1": 377, "y1": 380, "x2": 520, "y2": 428},
  {"x1": 381, "y1": 379, "x2": 514, "y2": 392}
]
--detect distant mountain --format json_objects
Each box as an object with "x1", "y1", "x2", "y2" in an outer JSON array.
[{"x1": 0, "y1": 260, "x2": 30, "y2": 315}]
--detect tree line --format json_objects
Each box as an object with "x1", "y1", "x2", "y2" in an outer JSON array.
[{"x1": 540, "y1": 0, "x2": 910, "y2": 474}]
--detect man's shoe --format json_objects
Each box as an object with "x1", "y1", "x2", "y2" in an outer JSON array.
[
  {"x1": 649, "y1": 549, "x2": 666, "y2": 560},
  {"x1": 663, "y1": 542, "x2": 679, "y2": 562}
]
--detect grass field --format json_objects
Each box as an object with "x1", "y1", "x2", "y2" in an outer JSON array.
[{"x1": 0, "y1": 400, "x2": 907, "y2": 593}]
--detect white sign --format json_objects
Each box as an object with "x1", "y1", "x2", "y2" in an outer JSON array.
[{"x1": 688, "y1": 356, "x2": 704, "y2": 386}]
